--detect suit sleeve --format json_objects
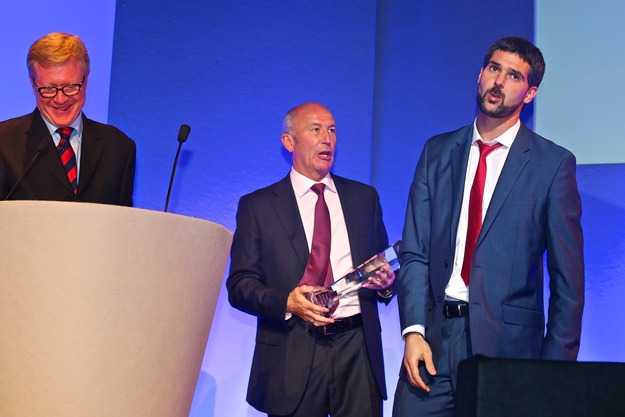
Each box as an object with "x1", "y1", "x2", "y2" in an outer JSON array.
[
  {"x1": 226, "y1": 195, "x2": 292, "y2": 322},
  {"x1": 396, "y1": 141, "x2": 431, "y2": 331},
  {"x1": 370, "y1": 188, "x2": 395, "y2": 304},
  {"x1": 119, "y1": 138, "x2": 136, "y2": 207},
  {"x1": 372, "y1": 188, "x2": 389, "y2": 255},
  {"x1": 542, "y1": 153, "x2": 584, "y2": 360}
]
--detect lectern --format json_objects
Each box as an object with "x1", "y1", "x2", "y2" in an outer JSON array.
[{"x1": 0, "y1": 201, "x2": 232, "y2": 417}]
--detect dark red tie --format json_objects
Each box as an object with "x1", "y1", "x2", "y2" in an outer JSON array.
[
  {"x1": 461, "y1": 141, "x2": 503, "y2": 286},
  {"x1": 299, "y1": 183, "x2": 334, "y2": 287},
  {"x1": 56, "y1": 127, "x2": 78, "y2": 194}
]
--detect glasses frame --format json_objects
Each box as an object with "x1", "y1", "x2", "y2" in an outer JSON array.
[{"x1": 33, "y1": 76, "x2": 85, "y2": 98}]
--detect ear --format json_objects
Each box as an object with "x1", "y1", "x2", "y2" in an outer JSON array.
[
  {"x1": 523, "y1": 86, "x2": 538, "y2": 104},
  {"x1": 477, "y1": 68, "x2": 484, "y2": 84},
  {"x1": 281, "y1": 133, "x2": 294, "y2": 153}
]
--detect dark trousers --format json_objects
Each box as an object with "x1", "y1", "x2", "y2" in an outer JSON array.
[
  {"x1": 392, "y1": 316, "x2": 472, "y2": 417},
  {"x1": 269, "y1": 326, "x2": 382, "y2": 417}
]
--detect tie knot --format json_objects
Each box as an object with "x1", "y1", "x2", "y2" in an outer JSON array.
[
  {"x1": 477, "y1": 140, "x2": 503, "y2": 158},
  {"x1": 56, "y1": 127, "x2": 74, "y2": 140},
  {"x1": 311, "y1": 183, "x2": 326, "y2": 196}
]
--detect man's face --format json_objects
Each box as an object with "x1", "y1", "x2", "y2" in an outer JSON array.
[
  {"x1": 282, "y1": 103, "x2": 337, "y2": 182},
  {"x1": 31, "y1": 58, "x2": 87, "y2": 126},
  {"x1": 477, "y1": 50, "x2": 537, "y2": 119}
]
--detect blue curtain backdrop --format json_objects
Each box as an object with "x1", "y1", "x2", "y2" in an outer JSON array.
[
  {"x1": 108, "y1": 1, "x2": 624, "y2": 416},
  {"x1": 1, "y1": 1, "x2": 623, "y2": 416}
]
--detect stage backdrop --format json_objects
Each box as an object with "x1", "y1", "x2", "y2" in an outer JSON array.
[{"x1": 1, "y1": 1, "x2": 624, "y2": 417}]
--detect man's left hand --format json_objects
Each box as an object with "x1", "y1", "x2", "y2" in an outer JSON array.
[{"x1": 361, "y1": 263, "x2": 395, "y2": 291}]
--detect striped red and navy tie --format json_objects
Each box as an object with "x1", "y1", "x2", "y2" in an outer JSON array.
[{"x1": 56, "y1": 127, "x2": 78, "y2": 194}]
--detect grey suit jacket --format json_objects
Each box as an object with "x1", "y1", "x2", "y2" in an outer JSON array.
[
  {"x1": 227, "y1": 173, "x2": 390, "y2": 415},
  {"x1": 0, "y1": 109, "x2": 135, "y2": 205},
  {"x1": 397, "y1": 123, "x2": 584, "y2": 364}
]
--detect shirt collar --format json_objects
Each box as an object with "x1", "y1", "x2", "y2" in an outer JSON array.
[
  {"x1": 289, "y1": 168, "x2": 336, "y2": 198},
  {"x1": 471, "y1": 118, "x2": 520, "y2": 149},
  {"x1": 41, "y1": 113, "x2": 84, "y2": 139}
]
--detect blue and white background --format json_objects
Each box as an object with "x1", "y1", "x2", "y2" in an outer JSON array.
[{"x1": 2, "y1": 1, "x2": 624, "y2": 416}]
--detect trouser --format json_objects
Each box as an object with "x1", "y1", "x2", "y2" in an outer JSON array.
[
  {"x1": 392, "y1": 315, "x2": 472, "y2": 417},
  {"x1": 270, "y1": 326, "x2": 382, "y2": 417}
]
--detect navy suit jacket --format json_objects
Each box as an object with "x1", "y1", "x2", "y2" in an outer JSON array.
[
  {"x1": 397, "y1": 123, "x2": 584, "y2": 363},
  {"x1": 0, "y1": 109, "x2": 135, "y2": 205},
  {"x1": 227, "y1": 173, "x2": 390, "y2": 415}
]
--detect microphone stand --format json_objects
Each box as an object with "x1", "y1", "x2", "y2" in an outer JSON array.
[{"x1": 164, "y1": 124, "x2": 191, "y2": 212}]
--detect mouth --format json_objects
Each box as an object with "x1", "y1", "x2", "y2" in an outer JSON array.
[
  {"x1": 52, "y1": 104, "x2": 72, "y2": 112},
  {"x1": 318, "y1": 149, "x2": 333, "y2": 160},
  {"x1": 486, "y1": 88, "x2": 504, "y2": 104}
]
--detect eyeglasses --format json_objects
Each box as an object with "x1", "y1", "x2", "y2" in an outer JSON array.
[{"x1": 33, "y1": 76, "x2": 85, "y2": 98}]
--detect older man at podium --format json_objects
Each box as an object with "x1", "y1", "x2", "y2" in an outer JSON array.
[{"x1": 0, "y1": 32, "x2": 135, "y2": 205}]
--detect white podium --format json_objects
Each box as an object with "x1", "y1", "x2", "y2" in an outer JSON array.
[{"x1": 0, "y1": 201, "x2": 232, "y2": 417}]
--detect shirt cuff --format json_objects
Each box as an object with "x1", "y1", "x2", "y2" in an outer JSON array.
[{"x1": 401, "y1": 324, "x2": 425, "y2": 340}]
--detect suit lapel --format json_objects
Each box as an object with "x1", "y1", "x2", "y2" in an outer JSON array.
[
  {"x1": 450, "y1": 127, "x2": 472, "y2": 250},
  {"x1": 478, "y1": 124, "x2": 532, "y2": 245},
  {"x1": 77, "y1": 115, "x2": 105, "y2": 194},
  {"x1": 26, "y1": 109, "x2": 72, "y2": 192},
  {"x1": 333, "y1": 175, "x2": 362, "y2": 263},
  {"x1": 269, "y1": 175, "x2": 310, "y2": 270}
]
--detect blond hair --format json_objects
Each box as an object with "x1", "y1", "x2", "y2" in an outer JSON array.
[{"x1": 27, "y1": 32, "x2": 90, "y2": 79}]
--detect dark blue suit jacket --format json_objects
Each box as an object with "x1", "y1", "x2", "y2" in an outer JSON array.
[
  {"x1": 227, "y1": 173, "x2": 390, "y2": 415},
  {"x1": 397, "y1": 123, "x2": 584, "y2": 363}
]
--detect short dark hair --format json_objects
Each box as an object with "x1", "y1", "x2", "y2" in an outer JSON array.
[{"x1": 482, "y1": 36, "x2": 545, "y2": 88}]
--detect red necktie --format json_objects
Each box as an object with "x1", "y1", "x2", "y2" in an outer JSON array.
[
  {"x1": 299, "y1": 183, "x2": 334, "y2": 287},
  {"x1": 461, "y1": 141, "x2": 503, "y2": 286},
  {"x1": 56, "y1": 127, "x2": 78, "y2": 194}
]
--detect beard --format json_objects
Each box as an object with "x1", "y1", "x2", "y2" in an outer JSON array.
[{"x1": 477, "y1": 86, "x2": 522, "y2": 118}]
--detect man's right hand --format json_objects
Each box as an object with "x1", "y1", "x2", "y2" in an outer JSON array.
[
  {"x1": 403, "y1": 332, "x2": 437, "y2": 392},
  {"x1": 286, "y1": 285, "x2": 334, "y2": 327}
]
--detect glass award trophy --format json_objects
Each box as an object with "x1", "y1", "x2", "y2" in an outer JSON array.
[{"x1": 306, "y1": 241, "x2": 401, "y2": 310}]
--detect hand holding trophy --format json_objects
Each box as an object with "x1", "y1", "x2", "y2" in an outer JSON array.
[{"x1": 306, "y1": 241, "x2": 401, "y2": 310}]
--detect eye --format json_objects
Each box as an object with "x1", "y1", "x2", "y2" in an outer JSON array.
[
  {"x1": 328, "y1": 127, "x2": 336, "y2": 134},
  {"x1": 489, "y1": 65, "x2": 500, "y2": 72},
  {"x1": 510, "y1": 73, "x2": 520, "y2": 81}
]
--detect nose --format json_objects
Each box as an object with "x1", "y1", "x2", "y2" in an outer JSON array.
[
  {"x1": 494, "y1": 72, "x2": 506, "y2": 87},
  {"x1": 320, "y1": 129, "x2": 332, "y2": 143},
  {"x1": 52, "y1": 91, "x2": 70, "y2": 104}
]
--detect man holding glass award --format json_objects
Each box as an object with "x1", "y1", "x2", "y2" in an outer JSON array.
[{"x1": 227, "y1": 102, "x2": 397, "y2": 417}]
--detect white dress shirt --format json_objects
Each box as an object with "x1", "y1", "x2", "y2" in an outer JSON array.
[
  {"x1": 290, "y1": 168, "x2": 360, "y2": 320},
  {"x1": 446, "y1": 119, "x2": 519, "y2": 301}
]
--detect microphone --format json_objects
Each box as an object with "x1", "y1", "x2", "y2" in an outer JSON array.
[
  {"x1": 164, "y1": 124, "x2": 191, "y2": 212},
  {"x1": 5, "y1": 139, "x2": 52, "y2": 200},
  {"x1": 177, "y1": 124, "x2": 191, "y2": 144}
]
